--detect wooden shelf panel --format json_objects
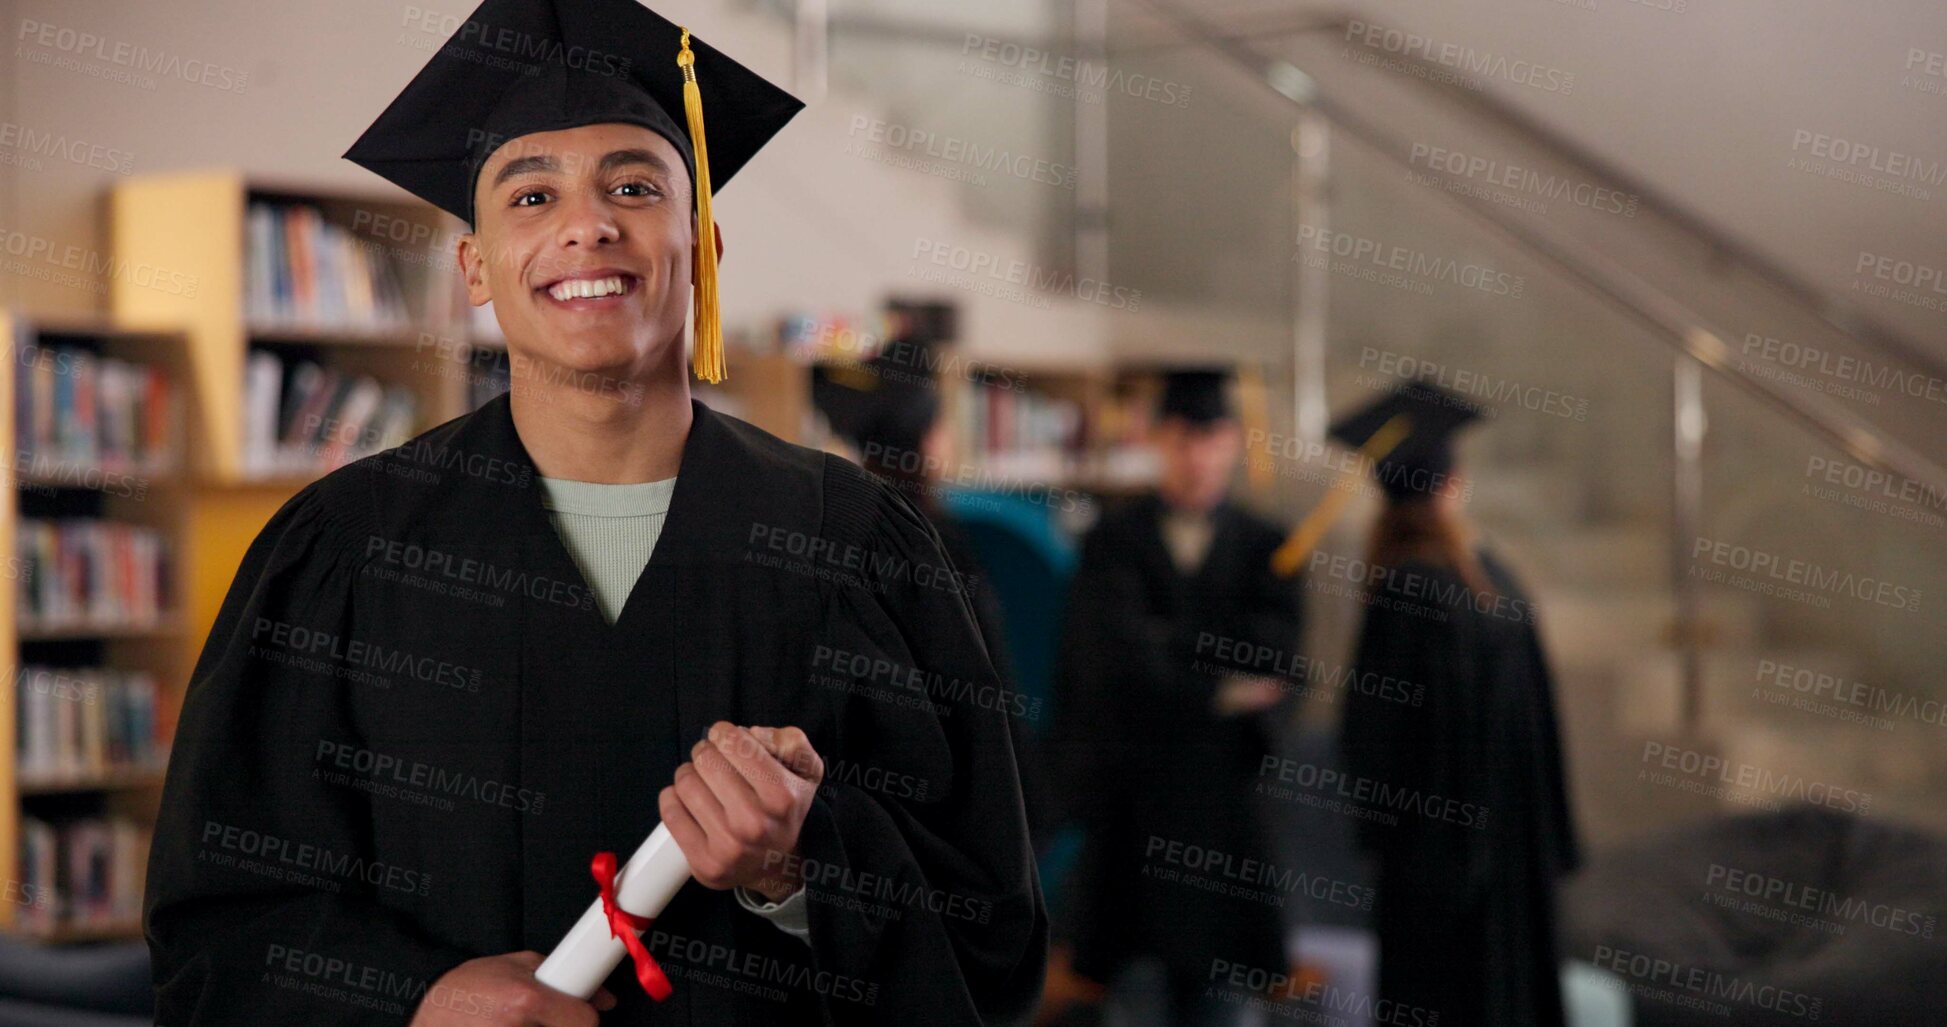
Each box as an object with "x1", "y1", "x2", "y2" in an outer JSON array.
[
  {"x1": 18, "y1": 765, "x2": 168, "y2": 797},
  {"x1": 10, "y1": 918, "x2": 144, "y2": 945},
  {"x1": 247, "y1": 321, "x2": 440, "y2": 348},
  {"x1": 14, "y1": 463, "x2": 180, "y2": 491},
  {"x1": 17, "y1": 617, "x2": 185, "y2": 642}
]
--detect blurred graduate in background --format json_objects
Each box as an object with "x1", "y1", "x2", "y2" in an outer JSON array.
[
  {"x1": 1332, "y1": 380, "x2": 1579, "y2": 1027},
  {"x1": 810, "y1": 300, "x2": 1016, "y2": 685},
  {"x1": 809, "y1": 309, "x2": 1046, "y2": 817},
  {"x1": 1051, "y1": 370, "x2": 1303, "y2": 1026}
]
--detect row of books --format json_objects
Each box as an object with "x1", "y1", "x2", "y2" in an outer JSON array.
[
  {"x1": 17, "y1": 520, "x2": 172, "y2": 631},
  {"x1": 956, "y1": 383, "x2": 1087, "y2": 461},
  {"x1": 243, "y1": 351, "x2": 419, "y2": 476},
  {"x1": 13, "y1": 343, "x2": 178, "y2": 476},
  {"x1": 947, "y1": 383, "x2": 1165, "y2": 489},
  {"x1": 16, "y1": 667, "x2": 166, "y2": 784},
  {"x1": 246, "y1": 201, "x2": 419, "y2": 330},
  {"x1": 17, "y1": 816, "x2": 148, "y2": 934}
]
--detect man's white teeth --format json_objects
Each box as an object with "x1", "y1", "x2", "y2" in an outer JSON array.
[{"x1": 549, "y1": 275, "x2": 629, "y2": 301}]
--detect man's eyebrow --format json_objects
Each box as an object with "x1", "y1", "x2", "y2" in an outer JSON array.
[
  {"x1": 490, "y1": 153, "x2": 559, "y2": 188},
  {"x1": 599, "y1": 148, "x2": 675, "y2": 177}
]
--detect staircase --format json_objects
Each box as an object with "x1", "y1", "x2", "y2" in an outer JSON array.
[
  {"x1": 663, "y1": 0, "x2": 1115, "y2": 368},
  {"x1": 717, "y1": 0, "x2": 1947, "y2": 847}
]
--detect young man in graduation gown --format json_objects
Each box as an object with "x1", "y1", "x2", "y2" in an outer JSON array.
[
  {"x1": 142, "y1": 1, "x2": 1046, "y2": 1024},
  {"x1": 1330, "y1": 380, "x2": 1579, "y2": 1027},
  {"x1": 1051, "y1": 370, "x2": 1303, "y2": 1025}
]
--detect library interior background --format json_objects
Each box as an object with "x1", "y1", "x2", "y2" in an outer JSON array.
[{"x1": 0, "y1": 0, "x2": 1943, "y2": 1024}]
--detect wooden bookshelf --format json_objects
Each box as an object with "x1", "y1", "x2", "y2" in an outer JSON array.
[
  {"x1": 939, "y1": 363, "x2": 1162, "y2": 497},
  {"x1": 108, "y1": 174, "x2": 504, "y2": 731},
  {"x1": 108, "y1": 172, "x2": 490, "y2": 484},
  {"x1": 19, "y1": 767, "x2": 170, "y2": 798},
  {"x1": 27, "y1": 917, "x2": 144, "y2": 945},
  {"x1": 696, "y1": 349, "x2": 812, "y2": 443},
  {"x1": 747, "y1": 313, "x2": 1172, "y2": 499},
  {"x1": 0, "y1": 312, "x2": 189, "y2": 940}
]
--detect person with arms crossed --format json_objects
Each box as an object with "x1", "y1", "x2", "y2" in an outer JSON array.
[{"x1": 1052, "y1": 370, "x2": 1302, "y2": 1027}]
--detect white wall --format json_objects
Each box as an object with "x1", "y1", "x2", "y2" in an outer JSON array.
[{"x1": 0, "y1": 0, "x2": 1111, "y2": 368}]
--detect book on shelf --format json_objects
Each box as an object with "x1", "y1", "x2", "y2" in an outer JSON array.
[
  {"x1": 961, "y1": 383, "x2": 1083, "y2": 457},
  {"x1": 15, "y1": 666, "x2": 166, "y2": 784},
  {"x1": 13, "y1": 342, "x2": 177, "y2": 477},
  {"x1": 17, "y1": 816, "x2": 148, "y2": 934},
  {"x1": 246, "y1": 201, "x2": 427, "y2": 331},
  {"x1": 16, "y1": 519, "x2": 172, "y2": 631},
  {"x1": 242, "y1": 350, "x2": 418, "y2": 476},
  {"x1": 956, "y1": 383, "x2": 1085, "y2": 475},
  {"x1": 949, "y1": 382, "x2": 1161, "y2": 490}
]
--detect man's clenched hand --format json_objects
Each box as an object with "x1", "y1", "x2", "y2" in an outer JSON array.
[{"x1": 660, "y1": 722, "x2": 825, "y2": 902}]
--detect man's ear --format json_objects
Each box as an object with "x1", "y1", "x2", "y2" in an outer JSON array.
[
  {"x1": 696, "y1": 215, "x2": 725, "y2": 266},
  {"x1": 458, "y1": 232, "x2": 491, "y2": 307}
]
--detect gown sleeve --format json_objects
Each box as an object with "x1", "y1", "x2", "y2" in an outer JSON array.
[
  {"x1": 790, "y1": 462, "x2": 1049, "y2": 1026},
  {"x1": 1238, "y1": 522, "x2": 1306, "y2": 725},
  {"x1": 145, "y1": 482, "x2": 473, "y2": 1025}
]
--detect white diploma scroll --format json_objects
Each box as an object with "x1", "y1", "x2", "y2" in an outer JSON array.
[{"x1": 533, "y1": 824, "x2": 692, "y2": 999}]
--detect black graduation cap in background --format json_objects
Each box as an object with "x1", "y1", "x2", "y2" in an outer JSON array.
[
  {"x1": 1158, "y1": 368, "x2": 1234, "y2": 425},
  {"x1": 1268, "y1": 377, "x2": 1486, "y2": 577},
  {"x1": 1328, "y1": 378, "x2": 1485, "y2": 500},
  {"x1": 885, "y1": 299, "x2": 958, "y2": 348},
  {"x1": 812, "y1": 347, "x2": 942, "y2": 462},
  {"x1": 342, "y1": 0, "x2": 805, "y2": 382}
]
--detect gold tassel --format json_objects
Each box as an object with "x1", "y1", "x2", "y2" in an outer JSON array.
[
  {"x1": 1270, "y1": 413, "x2": 1411, "y2": 577},
  {"x1": 678, "y1": 28, "x2": 725, "y2": 383}
]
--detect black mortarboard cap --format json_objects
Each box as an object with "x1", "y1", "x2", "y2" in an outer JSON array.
[
  {"x1": 1158, "y1": 369, "x2": 1234, "y2": 425},
  {"x1": 344, "y1": 0, "x2": 803, "y2": 227},
  {"x1": 812, "y1": 349, "x2": 941, "y2": 462},
  {"x1": 1327, "y1": 379, "x2": 1484, "y2": 499},
  {"x1": 885, "y1": 299, "x2": 958, "y2": 348},
  {"x1": 342, "y1": 0, "x2": 805, "y2": 383}
]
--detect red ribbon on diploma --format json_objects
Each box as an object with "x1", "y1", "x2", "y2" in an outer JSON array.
[{"x1": 591, "y1": 851, "x2": 673, "y2": 1001}]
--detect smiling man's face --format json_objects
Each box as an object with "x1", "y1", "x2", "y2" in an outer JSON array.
[{"x1": 459, "y1": 121, "x2": 696, "y2": 395}]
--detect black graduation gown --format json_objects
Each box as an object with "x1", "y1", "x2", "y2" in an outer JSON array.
[
  {"x1": 1337, "y1": 551, "x2": 1578, "y2": 1027},
  {"x1": 144, "y1": 394, "x2": 1047, "y2": 1026},
  {"x1": 930, "y1": 517, "x2": 1017, "y2": 709},
  {"x1": 1051, "y1": 495, "x2": 1302, "y2": 983}
]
